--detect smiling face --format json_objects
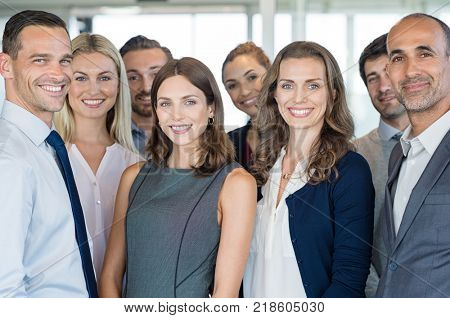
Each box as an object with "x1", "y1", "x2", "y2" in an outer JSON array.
[
  {"x1": 68, "y1": 52, "x2": 119, "y2": 122},
  {"x1": 364, "y1": 54, "x2": 405, "y2": 120},
  {"x1": 156, "y1": 75, "x2": 213, "y2": 149},
  {"x1": 223, "y1": 54, "x2": 267, "y2": 118},
  {"x1": 123, "y1": 48, "x2": 169, "y2": 118},
  {"x1": 274, "y1": 57, "x2": 329, "y2": 132},
  {"x1": 6, "y1": 25, "x2": 72, "y2": 123},
  {"x1": 387, "y1": 17, "x2": 450, "y2": 113}
]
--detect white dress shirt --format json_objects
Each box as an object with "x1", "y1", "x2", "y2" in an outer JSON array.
[
  {"x1": 68, "y1": 143, "x2": 141, "y2": 276},
  {"x1": 244, "y1": 147, "x2": 307, "y2": 298},
  {"x1": 393, "y1": 110, "x2": 450, "y2": 234},
  {"x1": 0, "y1": 101, "x2": 88, "y2": 297}
]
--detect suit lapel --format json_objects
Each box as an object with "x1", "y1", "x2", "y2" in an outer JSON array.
[
  {"x1": 392, "y1": 131, "x2": 450, "y2": 254},
  {"x1": 384, "y1": 143, "x2": 404, "y2": 251}
]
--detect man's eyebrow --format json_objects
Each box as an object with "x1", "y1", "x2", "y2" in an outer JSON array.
[
  {"x1": 416, "y1": 45, "x2": 436, "y2": 54},
  {"x1": 389, "y1": 48, "x2": 404, "y2": 58}
]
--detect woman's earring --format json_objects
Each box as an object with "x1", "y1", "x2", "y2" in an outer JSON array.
[{"x1": 208, "y1": 117, "x2": 215, "y2": 125}]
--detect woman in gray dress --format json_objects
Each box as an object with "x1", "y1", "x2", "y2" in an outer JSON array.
[{"x1": 99, "y1": 57, "x2": 257, "y2": 298}]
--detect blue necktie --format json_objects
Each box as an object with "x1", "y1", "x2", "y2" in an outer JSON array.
[{"x1": 46, "y1": 130, "x2": 98, "y2": 298}]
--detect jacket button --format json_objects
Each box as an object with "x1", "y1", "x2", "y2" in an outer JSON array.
[
  {"x1": 297, "y1": 258, "x2": 302, "y2": 264},
  {"x1": 292, "y1": 238, "x2": 296, "y2": 243},
  {"x1": 304, "y1": 282, "x2": 309, "y2": 287},
  {"x1": 388, "y1": 261, "x2": 398, "y2": 271},
  {"x1": 289, "y1": 213, "x2": 293, "y2": 218}
]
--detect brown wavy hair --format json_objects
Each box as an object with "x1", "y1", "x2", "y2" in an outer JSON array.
[
  {"x1": 252, "y1": 41, "x2": 355, "y2": 186},
  {"x1": 147, "y1": 57, "x2": 235, "y2": 175}
]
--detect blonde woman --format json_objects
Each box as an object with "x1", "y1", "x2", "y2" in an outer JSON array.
[{"x1": 55, "y1": 33, "x2": 141, "y2": 278}]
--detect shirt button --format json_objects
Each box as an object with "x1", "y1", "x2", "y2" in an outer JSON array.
[
  {"x1": 93, "y1": 182, "x2": 97, "y2": 186},
  {"x1": 304, "y1": 282, "x2": 309, "y2": 287},
  {"x1": 388, "y1": 261, "x2": 398, "y2": 271},
  {"x1": 292, "y1": 238, "x2": 297, "y2": 243},
  {"x1": 96, "y1": 200, "x2": 101, "y2": 205}
]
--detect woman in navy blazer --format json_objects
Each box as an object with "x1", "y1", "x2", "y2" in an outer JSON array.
[{"x1": 244, "y1": 41, "x2": 374, "y2": 298}]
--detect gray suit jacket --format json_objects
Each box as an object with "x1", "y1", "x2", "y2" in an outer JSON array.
[{"x1": 376, "y1": 131, "x2": 450, "y2": 297}]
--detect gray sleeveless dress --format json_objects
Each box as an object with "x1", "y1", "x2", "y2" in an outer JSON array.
[{"x1": 124, "y1": 161, "x2": 240, "y2": 298}]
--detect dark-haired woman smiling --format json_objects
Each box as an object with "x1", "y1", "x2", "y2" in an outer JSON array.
[
  {"x1": 244, "y1": 41, "x2": 374, "y2": 298},
  {"x1": 222, "y1": 42, "x2": 270, "y2": 171},
  {"x1": 100, "y1": 57, "x2": 256, "y2": 298}
]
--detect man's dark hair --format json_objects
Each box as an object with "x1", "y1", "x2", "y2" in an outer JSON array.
[
  {"x1": 2, "y1": 10, "x2": 68, "y2": 59},
  {"x1": 401, "y1": 13, "x2": 450, "y2": 55},
  {"x1": 119, "y1": 35, "x2": 173, "y2": 60},
  {"x1": 358, "y1": 33, "x2": 388, "y2": 86}
]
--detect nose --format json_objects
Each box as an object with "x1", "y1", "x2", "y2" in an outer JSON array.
[
  {"x1": 239, "y1": 82, "x2": 251, "y2": 98},
  {"x1": 379, "y1": 73, "x2": 392, "y2": 93},
  {"x1": 171, "y1": 103, "x2": 185, "y2": 121},
  {"x1": 142, "y1": 75, "x2": 153, "y2": 93},
  {"x1": 404, "y1": 58, "x2": 421, "y2": 79},
  {"x1": 87, "y1": 79, "x2": 100, "y2": 95},
  {"x1": 48, "y1": 61, "x2": 67, "y2": 82},
  {"x1": 294, "y1": 87, "x2": 307, "y2": 104}
]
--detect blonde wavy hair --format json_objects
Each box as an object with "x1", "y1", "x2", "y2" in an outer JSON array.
[
  {"x1": 54, "y1": 33, "x2": 136, "y2": 153},
  {"x1": 252, "y1": 41, "x2": 355, "y2": 185}
]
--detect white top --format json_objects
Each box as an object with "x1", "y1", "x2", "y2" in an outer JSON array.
[
  {"x1": 0, "y1": 101, "x2": 88, "y2": 297},
  {"x1": 68, "y1": 143, "x2": 141, "y2": 276},
  {"x1": 244, "y1": 147, "x2": 308, "y2": 298},
  {"x1": 393, "y1": 110, "x2": 450, "y2": 234}
]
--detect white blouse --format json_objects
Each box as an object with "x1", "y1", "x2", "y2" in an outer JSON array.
[
  {"x1": 244, "y1": 147, "x2": 308, "y2": 298},
  {"x1": 68, "y1": 143, "x2": 141, "y2": 277}
]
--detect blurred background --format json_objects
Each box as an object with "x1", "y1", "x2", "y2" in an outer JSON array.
[{"x1": 0, "y1": 0, "x2": 449, "y2": 136}]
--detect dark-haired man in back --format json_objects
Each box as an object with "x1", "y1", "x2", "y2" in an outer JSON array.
[
  {"x1": 120, "y1": 36, "x2": 172, "y2": 155},
  {"x1": 0, "y1": 10, "x2": 96, "y2": 297},
  {"x1": 355, "y1": 33, "x2": 409, "y2": 297}
]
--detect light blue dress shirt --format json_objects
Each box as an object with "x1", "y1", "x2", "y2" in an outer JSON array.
[{"x1": 0, "y1": 101, "x2": 89, "y2": 297}]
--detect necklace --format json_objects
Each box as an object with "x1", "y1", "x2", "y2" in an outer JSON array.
[{"x1": 282, "y1": 172, "x2": 292, "y2": 179}]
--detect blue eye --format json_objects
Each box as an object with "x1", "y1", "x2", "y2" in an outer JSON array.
[
  {"x1": 308, "y1": 83, "x2": 319, "y2": 90},
  {"x1": 185, "y1": 99, "x2": 197, "y2": 105},
  {"x1": 281, "y1": 83, "x2": 292, "y2": 89},
  {"x1": 75, "y1": 76, "x2": 87, "y2": 81},
  {"x1": 158, "y1": 102, "x2": 170, "y2": 107},
  {"x1": 99, "y1": 76, "x2": 111, "y2": 81}
]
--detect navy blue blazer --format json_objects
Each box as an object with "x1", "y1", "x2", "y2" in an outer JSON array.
[
  {"x1": 228, "y1": 121, "x2": 252, "y2": 171},
  {"x1": 285, "y1": 151, "x2": 374, "y2": 297}
]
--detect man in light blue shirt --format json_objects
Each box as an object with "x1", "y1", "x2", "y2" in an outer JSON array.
[{"x1": 0, "y1": 10, "x2": 94, "y2": 297}]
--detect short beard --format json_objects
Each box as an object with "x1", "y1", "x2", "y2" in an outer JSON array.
[
  {"x1": 397, "y1": 76, "x2": 445, "y2": 113},
  {"x1": 132, "y1": 103, "x2": 152, "y2": 118},
  {"x1": 399, "y1": 88, "x2": 442, "y2": 113}
]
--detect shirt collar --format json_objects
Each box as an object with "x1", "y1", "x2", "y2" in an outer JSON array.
[
  {"x1": 1, "y1": 100, "x2": 52, "y2": 146},
  {"x1": 378, "y1": 118, "x2": 402, "y2": 141},
  {"x1": 131, "y1": 120, "x2": 146, "y2": 136},
  {"x1": 400, "y1": 110, "x2": 450, "y2": 157}
]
